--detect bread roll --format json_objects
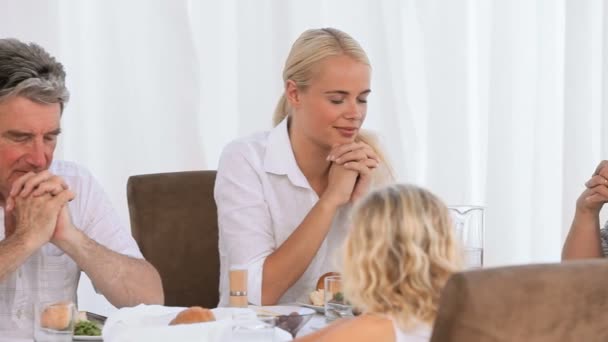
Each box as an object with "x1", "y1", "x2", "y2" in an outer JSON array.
[
  {"x1": 169, "y1": 307, "x2": 215, "y2": 325},
  {"x1": 40, "y1": 302, "x2": 73, "y2": 331},
  {"x1": 316, "y1": 272, "x2": 340, "y2": 290}
]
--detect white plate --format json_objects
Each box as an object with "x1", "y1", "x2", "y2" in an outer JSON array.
[
  {"x1": 295, "y1": 302, "x2": 325, "y2": 314},
  {"x1": 256, "y1": 305, "x2": 316, "y2": 316},
  {"x1": 73, "y1": 336, "x2": 102, "y2": 341}
]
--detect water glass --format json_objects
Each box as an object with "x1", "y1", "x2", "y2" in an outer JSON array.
[
  {"x1": 449, "y1": 205, "x2": 484, "y2": 269},
  {"x1": 324, "y1": 275, "x2": 353, "y2": 322},
  {"x1": 33, "y1": 301, "x2": 76, "y2": 342},
  {"x1": 464, "y1": 247, "x2": 483, "y2": 269}
]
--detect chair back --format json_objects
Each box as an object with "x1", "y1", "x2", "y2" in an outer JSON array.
[
  {"x1": 430, "y1": 260, "x2": 608, "y2": 342},
  {"x1": 127, "y1": 170, "x2": 219, "y2": 308}
]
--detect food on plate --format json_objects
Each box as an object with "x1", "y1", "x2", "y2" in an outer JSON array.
[
  {"x1": 332, "y1": 291, "x2": 344, "y2": 303},
  {"x1": 309, "y1": 272, "x2": 340, "y2": 306},
  {"x1": 74, "y1": 320, "x2": 102, "y2": 336},
  {"x1": 309, "y1": 289, "x2": 324, "y2": 306},
  {"x1": 40, "y1": 302, "x2": 73, "y2": 331},
  {"x1": 276, "y1": 312, "x2": 304, "y2": 337},
  {"x1": 76, "y1": 311, "x2": 88, "y2": 322},
  {"x1": 169, "y1": 306, "x2": 215, "y2": 325}
]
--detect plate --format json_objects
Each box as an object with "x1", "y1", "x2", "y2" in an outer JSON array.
[
  {"x1": 296, "y1": 302, "x2": 325, "y2": 314},
  {"x1": 73, "y1": 336, "x2": 102, "y2": 341},
  {"x1": 73, "y1": 312, "x2": 104, "y2": 341},
  {"x1": 256, "y1": 305, "x2": 316, "y2": 316}
]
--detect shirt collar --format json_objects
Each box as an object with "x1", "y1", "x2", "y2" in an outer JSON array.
[{"x1": 263, "y1": 117, "x2": 311, "y2": 189}]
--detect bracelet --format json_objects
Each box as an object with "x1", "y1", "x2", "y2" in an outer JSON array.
[{"x1": 230, "y1": 291, "x2": 247, "y2": 296}]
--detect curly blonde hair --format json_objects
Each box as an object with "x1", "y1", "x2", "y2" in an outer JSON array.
[{"x1": 342, "y1": 184, "x2": 462, "y2": 330}]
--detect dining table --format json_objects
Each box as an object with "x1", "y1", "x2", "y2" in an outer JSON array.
[{"x1": 94, "y1": 303, "x2": 333, "y2": 342}]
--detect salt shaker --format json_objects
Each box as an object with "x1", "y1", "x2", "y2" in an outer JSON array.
[{"x1": 229, "y1": 268, "x2": 248, "y2": 307}]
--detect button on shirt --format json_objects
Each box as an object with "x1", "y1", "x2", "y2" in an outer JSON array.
[
  {"x1": 215, "y1": 118, "x2": 357, "y2": 306},
  {"x1": 0, "y1": 161, "x2": 143, "y2": 338}
]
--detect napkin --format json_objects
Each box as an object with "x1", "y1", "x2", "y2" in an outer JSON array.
[{"x1": 102, "y1": 305, "x2": 292, "y2": 342}]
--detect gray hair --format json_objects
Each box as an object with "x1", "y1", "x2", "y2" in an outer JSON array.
[{"x1": 0, "y1": 38, "x2": 69, "y2": 111}]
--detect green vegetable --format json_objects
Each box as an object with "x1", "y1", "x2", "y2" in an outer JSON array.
[
  {"x1": 333, "y1": 292, "x2": 344, "y2": 302},
  {"x1": 74, "y1": 320, "x2": 102, "y2": 336}
]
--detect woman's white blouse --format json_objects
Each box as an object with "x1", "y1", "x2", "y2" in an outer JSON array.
[{"x1": 214, "y1": 118, "x2": 350, "y2": 306}]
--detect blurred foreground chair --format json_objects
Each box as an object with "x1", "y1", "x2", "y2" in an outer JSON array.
[
  {"x1": 127, "y1": 170, "x2": 219, "y2": 308},
  {"x1": 431, "y1": 260, "x2": 608, "y2": 342}
]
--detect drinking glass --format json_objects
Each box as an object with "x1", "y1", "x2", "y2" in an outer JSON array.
[
  {"x1": 33, "y1": 301, "x2": 76, "y2": 342},
  {"x1": 324, "y1": 275, "x2": 353, "y2": 322},
  {"x1": 448, "y1": 205, "x2": 484, "y2": 269}
]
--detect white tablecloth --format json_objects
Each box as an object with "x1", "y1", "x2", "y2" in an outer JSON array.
[
  {"x1": 297, "y1": 313, "x2": 328, "y2": 337},
  {"x1": 102, "y1": 305, "x2": 293, "y2": 342}
]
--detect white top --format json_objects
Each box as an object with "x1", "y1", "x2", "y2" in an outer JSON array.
[
  {"x1": 0, "y1": 160, "x2": 143, "y2": 338},
  {"x1": 392, "y1": 320, "x2": 432, "y2": 342},
  {"x1": 214, "y1": 118, "x2": 352, "y2": 306}
]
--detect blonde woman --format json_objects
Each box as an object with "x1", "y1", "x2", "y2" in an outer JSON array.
[
  {"x1": 214, "y1": 28, "x2": 392, "y2": 306},
  {"x1": 296, "y1": 184, "x2": 462, "y2": 342}
]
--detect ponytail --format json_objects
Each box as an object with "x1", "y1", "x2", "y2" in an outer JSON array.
[{"x1": 273, "y1": 93, "x2": 289, "y2": 126}]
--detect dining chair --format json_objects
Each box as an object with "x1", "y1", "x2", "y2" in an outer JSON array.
[
  {"x1": 127, "y1": 170, "x2": 220, "y2": 308},
  {"x1": 430, "y1": 259, "x2": 608, "y2": 342}
]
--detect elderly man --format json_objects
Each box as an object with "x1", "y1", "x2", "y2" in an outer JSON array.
[{"x1": 0, "y1": 38, "x2": 163, "y2": 337}]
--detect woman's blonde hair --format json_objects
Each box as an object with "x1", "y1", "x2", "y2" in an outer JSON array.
[
  {"x1": 342, "y1": 184, "x2": 463, "y2": 330},
  {"x1": 274, "y1": 27, "x2": 393, "y2": 181},
  {"x1": 273, "y1": 27, "x2": 369, "y2": 126}
]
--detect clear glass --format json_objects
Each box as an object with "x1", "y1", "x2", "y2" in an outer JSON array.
[
  {"x1": 324, "y1": 276, "x2": 353, "y2": 322},
  {"x1": 33, "y1": 301, "x2": 76, "y2": 342},
  {"x1": 449, "y1": 205, "x2": 485, "y2": 269},
  {"x1": 231, "y1": 311, "x2": 276, "y2": 342}
]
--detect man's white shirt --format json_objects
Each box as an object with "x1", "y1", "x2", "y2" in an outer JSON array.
[{"x1": 0, "y1": 160, "x2": 143, "y2": 338}]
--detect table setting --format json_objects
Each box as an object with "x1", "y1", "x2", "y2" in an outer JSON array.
[{"x1": 99, "y1": 304, "x2": 327, "y2": 342}]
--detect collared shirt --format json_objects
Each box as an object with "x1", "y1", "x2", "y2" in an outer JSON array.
[
  {"x1": 0, "y1": 160, "x2": 143, "y2": 339},
  {"x1": 215, "y1": 118, "x2": 391, "y2": 306}
]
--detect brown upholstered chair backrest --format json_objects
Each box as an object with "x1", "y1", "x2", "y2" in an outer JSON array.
[
  {"x1": 127, "y1": 170, "x2": 219, "y2": 308},
  {"x1": 430, "y1": 260, "x2": 608, "y2": 342}
]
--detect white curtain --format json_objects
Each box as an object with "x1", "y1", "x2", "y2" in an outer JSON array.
[{"x1": 1, "y1": 0, "x2": 607, "y2": 314}]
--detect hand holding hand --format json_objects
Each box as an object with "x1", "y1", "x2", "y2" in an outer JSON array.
[
  {"x1": 51, "y1": 204, "x2": 76, "y2": 245},
  {"x1": 327, "y1": 142, "x2": 379, "y2": 203},
  {"x1": 327, "y1": 142, "x2": 380, "y2": 169},
  {"x1": 4, "y1": 171, "x2": 74, "y2": 247},
  {"x1": 6, "y1": 171, "x2": 68, "y2": 211},
  {"x1": 576, "y1": 160, "x2": 608, "y2": 216},
  {"x1": 321, "y1": 162, "x2": 359, "y2": 207},
  {"x1": 10, "y1": 190, "x2": 75, "y2": 247}
]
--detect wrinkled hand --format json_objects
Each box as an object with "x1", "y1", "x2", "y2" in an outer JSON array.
[
  {"x1": 327, "y1": 142, "x2": 379, "y2": 203},
  {"x1": 4, "y1": 171, "x2": 74, "y2": 247},
  {"x1": 576, "y1": 160, "x2": 608, "y2": 216},
  {"x1": 10, "y1": 190, "x2": 74, "y2": 247},
  {"x1": 51, "y1": 204, "x2": 76, "y2": 244},
  {"x1": 4, "y1": 204, "x2": 16, "y2": 238},
  {"x1": 6, "y1": 171, "x2": 68, "y2": 211}
]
